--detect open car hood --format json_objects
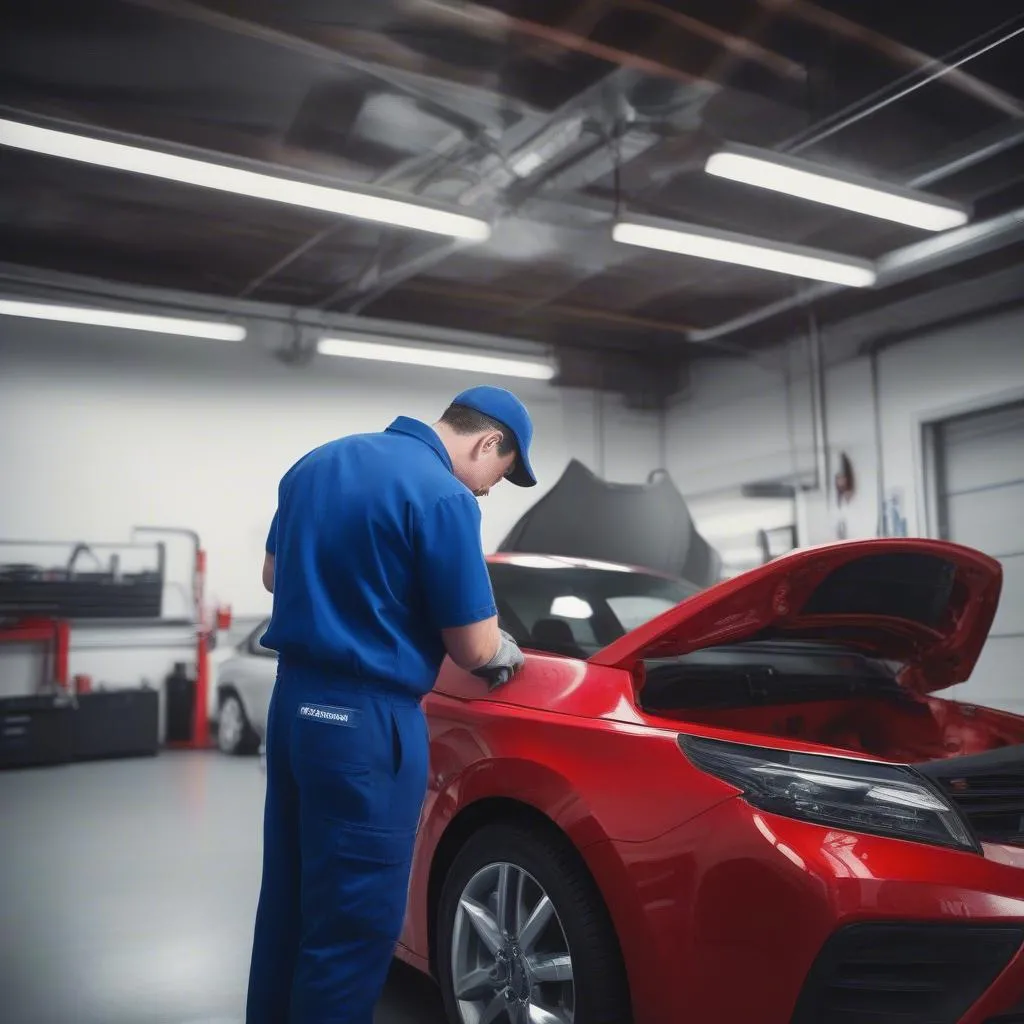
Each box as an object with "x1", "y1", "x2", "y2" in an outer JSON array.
[
  {"x1": 498, "y1": 460, "x2": 721, "y2": 588},
  {"x1": 589, "y1": 539, "x2": 1002, "y2": 694}
]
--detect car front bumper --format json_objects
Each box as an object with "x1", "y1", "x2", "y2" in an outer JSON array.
[{"x1": 584, "y1": 796, "x2": 1024, "y2": 1024}]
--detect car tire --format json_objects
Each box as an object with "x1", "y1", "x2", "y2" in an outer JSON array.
[
  {"x1": 216, "y1": 691, "x2": 259, "y2": 755},
  {"x1": 436, "y1": 820, "x2": 631, "y2": 1024}
]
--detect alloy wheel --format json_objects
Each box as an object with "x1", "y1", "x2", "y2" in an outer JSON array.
[
  {"x1": 451, "y1": 861, "x2": 574, "y2": 1024},
  {"x1": 218, "y1": 695, "x2": 244, "y2": 753}
]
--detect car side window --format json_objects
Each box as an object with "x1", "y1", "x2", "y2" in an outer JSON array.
[{"x1": 493, "y1": 578, "x2": 600, "y2": 653}]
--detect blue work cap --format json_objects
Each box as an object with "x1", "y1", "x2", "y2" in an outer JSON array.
[{"x1": 452, "y1": 385, "x2": 537, "y2": 488}]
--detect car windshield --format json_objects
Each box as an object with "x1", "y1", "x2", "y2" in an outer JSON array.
[{"x1": 488, "y1": 559, "x2": 701, "y2": 659}]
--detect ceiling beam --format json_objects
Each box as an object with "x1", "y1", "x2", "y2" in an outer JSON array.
[
  {"x1": 396, "y1": 278, "x2": 697, "y2": 336},
  {"x1": 625, "y1": 0, "x2": 806, "y2": 81},
  {"x1": 401, "y1": 0, "x2": 706, "y2": 86}
]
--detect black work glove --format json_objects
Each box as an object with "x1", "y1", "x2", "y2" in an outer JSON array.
[{"x1": 472, "y1": 629, "x2": 525, "y2": 690}]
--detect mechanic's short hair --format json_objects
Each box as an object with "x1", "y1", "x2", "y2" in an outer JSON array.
[{"x1": 440, "y1": 403, "x2": 516, "y2": 457}]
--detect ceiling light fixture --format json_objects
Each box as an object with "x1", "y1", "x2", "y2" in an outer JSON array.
[
  {"x1": 0, "y1": 118, "x2": 492, "y2": 242},
  {"x1": 705, "y1": 143, "x2": 970, "y2": 232},
  {"x1": 317, "y1": 337, "x2": 556, "y2": 380},
  {"x1": 0, "y1": 298, "x2": 247, "y2": 341},
  {"x1": 612, "y1": 216, "x2": 877, "y2": 287}
]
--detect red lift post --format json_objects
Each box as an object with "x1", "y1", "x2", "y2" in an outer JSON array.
[
  {"x1": 132, "y1": 527, "x2": 214, "y2": 750},
  {"x1": 193, "y1": 546, "x2": 209, "y2": 748}
]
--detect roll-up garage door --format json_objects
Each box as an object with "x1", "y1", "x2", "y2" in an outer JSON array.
[{"x1": 935, "y1": 401, "x2": 1024, "y2": 714}]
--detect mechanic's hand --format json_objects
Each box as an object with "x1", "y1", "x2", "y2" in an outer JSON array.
[{"x1": 472, "y1": 629, "x2": 525, "y2": 690}]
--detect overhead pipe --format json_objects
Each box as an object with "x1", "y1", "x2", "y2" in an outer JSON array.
[
  {"x1": 805, "y1": 310, "x2": 830, "y2": 499},
  {"x1": 870, "y1": 350, "x2": 887, "y2": 537},
  {"x1": 0, "y1": 260, "x2": 555, "y2": 364},
  {"x1": 688, "y1": 199, "x2": 1024, "y2": 344}
]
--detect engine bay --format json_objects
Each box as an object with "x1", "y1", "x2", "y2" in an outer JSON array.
[{"x1": 638, "y1": 640, "x2": 1024, "y2": 763}]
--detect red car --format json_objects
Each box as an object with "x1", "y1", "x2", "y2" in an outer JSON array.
[{"x1": 396, "y1": 539, "x2": 1024, "y2": 1024}]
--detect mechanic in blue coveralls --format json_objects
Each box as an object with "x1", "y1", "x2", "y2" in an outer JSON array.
[{"x1": 246, "y1": 385, "x2": 536, "y2": 1024}]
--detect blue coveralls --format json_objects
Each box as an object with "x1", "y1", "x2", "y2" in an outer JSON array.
[{"x1": 246, "y1": 416, "x2": 498, "y2": 1024}]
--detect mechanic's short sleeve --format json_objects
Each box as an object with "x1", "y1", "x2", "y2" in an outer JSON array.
[
  {"x1": 415, "y1": 492, "x2": 497, "y2": 630},
  {"x1": 266, "y1": 509, "x2": 279, "y2": 555}
]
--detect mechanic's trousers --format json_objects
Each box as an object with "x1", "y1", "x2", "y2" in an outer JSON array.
[{"x1": 245, "y1": 661, "x2": 429, "y2": 1024}]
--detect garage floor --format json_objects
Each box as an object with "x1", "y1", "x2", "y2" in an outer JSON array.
[{"x1": 0, "y1": 751, "x2": 448, "y2": 1024}]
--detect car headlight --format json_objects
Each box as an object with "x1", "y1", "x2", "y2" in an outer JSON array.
[{"x1": 679, "y1": 735, "x2": 978, "y2": 853}]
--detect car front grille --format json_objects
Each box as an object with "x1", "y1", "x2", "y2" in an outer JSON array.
[
  {"x1": 790, "y1": 923, "x2": 1024, "y2": 1024},
  {"x1": 920, "y1": 755, "x2": 1024, "y2": 845},
  {"x1": 935, "y1": 769, "x2": 1024, "y2": 844}
]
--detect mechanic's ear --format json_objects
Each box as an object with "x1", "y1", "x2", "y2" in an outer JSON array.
[{"x1": 478, "y1": 430, "x2": 503, "y2": 458}]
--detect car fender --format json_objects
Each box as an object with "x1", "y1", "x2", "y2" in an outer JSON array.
[{"x1": 402, "y1": 752, "x2": 602, "y2": 961}]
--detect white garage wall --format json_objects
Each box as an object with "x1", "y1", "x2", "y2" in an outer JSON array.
[
  {"x1": 664, "y1": 346, "x2": 816, "y2": 497},
  {"x1": 0, "y1": 319, "x2": 661, "y2": 620},
  {"x1": 874, "y1": 309, "x2": 1024, "y2": 536},
  {"x1": 664, "y1": 307, "x2": 1024, "y2": 549}
]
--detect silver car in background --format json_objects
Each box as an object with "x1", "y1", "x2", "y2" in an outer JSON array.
[{"x1": 213, "y1": 617, "x2": 276, "y2": 755}]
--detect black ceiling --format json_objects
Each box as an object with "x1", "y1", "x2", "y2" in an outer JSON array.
[{"x1": 1, "y1": 0, "x2": 1023, "y2": 364}]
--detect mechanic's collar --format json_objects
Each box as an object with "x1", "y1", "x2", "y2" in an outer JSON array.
[{"x1": 386, "y1": 416, "x2": 454, "y2": 474}]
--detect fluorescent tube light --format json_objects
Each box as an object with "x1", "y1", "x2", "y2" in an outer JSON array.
[
  {"x1": 0, "y1": 118, "x2": 491, "y2": 242},
  {"x1": 612, "y1": 218, "x2": 877, "y2": 287},
  {"x1": 705, "y1": 144, "x2": 969, "y2": 232},
  {"x1": 0, "y1": 298, "x2": 246, "y2": 341},
  {"x1": 317, "y1": 337, "x2": 555, "y2": 380}
]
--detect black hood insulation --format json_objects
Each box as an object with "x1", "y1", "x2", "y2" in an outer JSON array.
[{"x1": 498, "y1": 460, "x2": 722, "y2": 588}]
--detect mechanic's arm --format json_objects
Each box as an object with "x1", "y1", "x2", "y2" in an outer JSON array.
[
  {"x1": 263, "y1": 508, "x2": 278, "y2": 594},
  {"x1": 417, "y1": 493, "x2": 521, "y2": 676},
  {"x1": 442, "y1": 617, "x2": 501, "y2": 671}
]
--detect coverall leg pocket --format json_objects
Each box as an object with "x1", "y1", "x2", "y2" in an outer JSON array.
[
  {"x1": 385, "y1": 700, "x2": 430, "y2": 830},
  {"x1": 290, "y1": 812, "x2": 417, "y2": 1024},
  {"x1": 287, "y1": 692, "x2": 426, "y2": 1023}
]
